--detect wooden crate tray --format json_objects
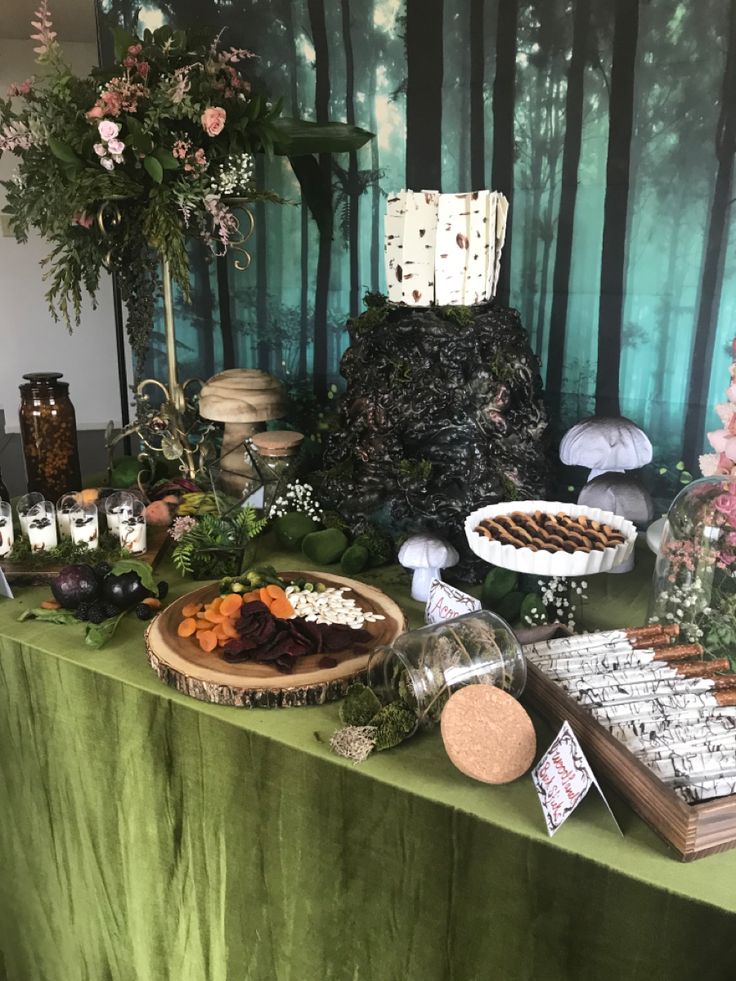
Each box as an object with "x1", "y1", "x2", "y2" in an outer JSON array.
[{"x1": 523, "y1": 662, "x2": 736, "y2": 861}]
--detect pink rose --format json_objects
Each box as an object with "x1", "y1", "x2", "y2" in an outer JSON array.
[
  {"x1": 100, "y1": 156, "x2": 114, "y2": 171},
  {"x1": 708, "y1": 428, "x2": 729, "y2": 453},
  {"x1": 98, "y1": 119, "x2": 120, "y2": 142},
  {"x1": 86, "y1": 105, "x2": 104, "y2": 119},
  {"x1": 93, "y1": 143, "x2": 107, "y2": 157},
  {"x1": 138, "y1": 62, "x2": 150, "y2": 77},
  {"x1": 107, "y1": 138, "x2": 125, "y2": 155},
  {"x1": 728, "y1": 384, "x2": 736, "y2": 403},
  {"x1": 201, "y1": 106, "x2": 226, "y2": 136},
  {"x1": 128, "y1": 44, "x2": 142, "y2": 55}
]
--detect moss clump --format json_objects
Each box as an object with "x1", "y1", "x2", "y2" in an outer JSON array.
[
  {"x1": 371, "y1": 702, "x2": 418, "y2": 751},
  {"x1": 436, "y1": 304, "x2": 474, "y2": 327},
  {"x1": 354, "y1": 526, "x2": 394, "y2": 567},
  {"x1": 301, "y1": 528, "x2": 349, "y2": 565},
  {"x1": 272, "y1": 512, "x2": 320, "y2": 550},
  {"x1": 339, "y1": 683, "x2": 382, "y2": 727},
  {"x1": 340, "y1": 544, "x2": 370, "y2": 576},
  {"x1": 351, "y1": 293, "x2": 390, "y2": 335}
]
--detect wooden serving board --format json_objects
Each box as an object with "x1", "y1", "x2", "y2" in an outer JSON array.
[
  {"x1": 524, "y1": 662, "x2": 736, "y2": 861},
  {"x1": 146, "y1": 571, "x2": 406, "y2": 709},
  {"x1": 2, "y1": 524, "x2": 171, "y2": 583}
]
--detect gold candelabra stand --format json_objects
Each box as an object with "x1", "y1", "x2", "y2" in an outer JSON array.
[{"x1": 102, "y1": 199, "x2": 255, "y2": 481}]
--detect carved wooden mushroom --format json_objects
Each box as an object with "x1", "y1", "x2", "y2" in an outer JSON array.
[
  {"x1": 198, "y1": 369, "x2": 286, "y2": 492},
  {"x1": 560, "y1": 416, "x2": 652, "y2": 480}
]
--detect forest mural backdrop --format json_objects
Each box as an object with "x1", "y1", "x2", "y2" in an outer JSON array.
[{"x1": 96, "y1": 0, "x2": 736, "y2": 474}]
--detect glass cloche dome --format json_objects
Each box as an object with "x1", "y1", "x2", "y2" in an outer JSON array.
[{"x1": 651, "y1": 475, "x2": 736, "y2": 654}]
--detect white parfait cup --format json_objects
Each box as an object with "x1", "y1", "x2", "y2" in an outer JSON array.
[
  {"x1": 70, "y1": 503, "x2": 100, "y2": 550},
  {"x1": 0, "y1": 501, "x2": 14, "y2": 558},
  {"x1": 119, "y1": 499, "x2": 147, "y2": 555},
  {"x1": 26, "y1": 501, "x2": 58, "y2": 552}
]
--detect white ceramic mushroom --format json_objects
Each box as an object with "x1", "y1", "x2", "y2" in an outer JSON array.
[
  {"x1": 560, "y1": 416, "x2": 652, "y2": 481},
  {"x1": 577, "y1": 472, "x2": 655, "y2": 527},
  {"x1": 398, "y1": 534, "x2": 460, "y2": 602}
]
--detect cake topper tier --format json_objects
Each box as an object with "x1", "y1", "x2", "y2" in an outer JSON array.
[{"x1": 384, "y1": 189, "x2": 509, "y2": 307}]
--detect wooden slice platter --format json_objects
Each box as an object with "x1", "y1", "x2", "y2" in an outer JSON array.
[{"x1": 146, "y1": 570, "x2": 406, "y2": 708}]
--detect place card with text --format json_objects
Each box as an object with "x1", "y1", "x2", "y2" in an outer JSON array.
[
  {"x1": 425, "y1": 578, "x2": 481, "y2": 624},
  {"x1": 531, "y1": 721, "x2": 621, "y2": 836}
]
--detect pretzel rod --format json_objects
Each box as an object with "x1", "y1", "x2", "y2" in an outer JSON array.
[
  {"x1": 577, "y1": 678, "x2": 716, "y2": 707},
  {"x1": 547, "y1": 658, "x2": 730, "y2": 688},
  {"x1": 678, "y1": 776, "x2": 736, "y2": 803},
  {"x1": 605, "y1": 710, "x2": 736, "y2": 741},
  {"x1": 526, "y1": 642, "x2": 702, "y2": 668}
]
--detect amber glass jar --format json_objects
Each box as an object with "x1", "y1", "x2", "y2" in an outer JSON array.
[{"x1": 18, "y1": 373, "x2": 82, "y2": 500}]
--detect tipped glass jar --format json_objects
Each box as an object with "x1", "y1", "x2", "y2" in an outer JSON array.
[
  {"x1": 367, "y1": 610, "x2": 526, "y2": 726},
  {"x1": 18, "y1": 373, "x2": 82, "y2": 501}
]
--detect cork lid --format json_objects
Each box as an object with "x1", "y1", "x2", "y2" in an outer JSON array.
[
  {"x1": 250, "y1": 430, "x2": 304, "y2": 458},
  {"x1": 440, "y1": 685, "x2": 536, "y2": 784}
]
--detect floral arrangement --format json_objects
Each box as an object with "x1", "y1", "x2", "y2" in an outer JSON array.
[
  {"x1": 647, "y1": 343, "x2": 736, "y2": 661},
  {"x1": 170, "y1": 504, "x2": 267, "y2": 579},
  {"x1": 0, "y1": 5, "x2": 371, "y2": 373},
  {"x1": 268, "y1": 480, "x2": 324, "y2": 520},
  {"x1": 700, "y1": 338, "x2": 736, "y2": 477},
  {"x1": 650, "y1": 477, "x2": 736, "y2": 660}
]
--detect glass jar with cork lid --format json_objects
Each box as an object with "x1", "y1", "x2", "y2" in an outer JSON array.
[
  {"x1": 245, "y1": 430, "x2": 304, "y2": 513},
  {"x1": 18, "y1": 372, "x2": 82, "y2": 501}
]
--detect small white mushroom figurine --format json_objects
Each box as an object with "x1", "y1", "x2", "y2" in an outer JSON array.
[
  {"x1": 398, "y1": 534, "x2": 459, "y2": 602},
  {"x1": 559, "y1": 416, "x2": 652, "y2": 480}
]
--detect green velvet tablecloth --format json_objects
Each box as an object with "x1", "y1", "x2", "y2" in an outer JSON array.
[{"x1": 1, "y1": 544, "x2": 735, "y2": 981}]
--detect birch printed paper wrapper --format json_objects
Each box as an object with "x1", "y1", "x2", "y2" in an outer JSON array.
[
  {"x1": 464, "y1": 501, "x2": 637, "y2": 576},
  {"x1": 384, "y1": 189, "x2": 509, "y2": 306}
]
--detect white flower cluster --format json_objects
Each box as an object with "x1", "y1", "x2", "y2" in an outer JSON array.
[
  {"x1": 651, "y1": 578, "x2": 710, "y2": 641},
  {"x1": 269, "y1": 480, "x2": 324, "y2": 520},
  {"x1": 537, "y1": 576, "x2": 588, "y2": 632},
  {"x1": 211, "y1": 152, "x2": 254, "y2": 196}
]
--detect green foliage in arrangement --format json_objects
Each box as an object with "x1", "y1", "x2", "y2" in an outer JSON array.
[
  {"x1": 171, "y1": 506, "x2": 267, "y2": 578},
  {"x1": 0, "y1": 4, "x2": 372, "y2": 375}
]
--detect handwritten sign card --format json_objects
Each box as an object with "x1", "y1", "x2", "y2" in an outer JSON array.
[
  {"x1": 425, "y1": 578, "x2": 481, "y2": 625},
  {"x1": 0, "y1": 567, "x2": 13, "y2": 599},
  {"x1": 531, "y1": 722, "x2": 621, "y2": 836}
]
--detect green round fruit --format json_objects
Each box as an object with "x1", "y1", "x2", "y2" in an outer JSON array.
[
  {"x1": 520, "y1": 592, "x2": 545, "y2": 625},
  {"x1": 340, "y1": 544, "x2": 370, "y2": 576},
  {"x1": 494, "y1": 590, "x2": 524, "y2": 625},
  {"x1": 273, "y1": 512, "x2": 320, "y2": 550},
  {"x1": 110, "y1": 456, "x2": 142, "y2": 488},
  {"x1": 481, "y1": 566, "x2": 519, "y2": 606},
  {"x1": 301, "y1": 528, "x2": 349, "y2": 566}
]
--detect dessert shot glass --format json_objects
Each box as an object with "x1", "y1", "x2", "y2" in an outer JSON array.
[
  {"x1": 119, "y1": 499, "x2": 147, "y2": 555},
  {"x1": 26, "y1": 501, "x2": 58, "y2": 552},
  {"x1": 0, "y1": 501, "x2": 14, "y2": 558},
  {"x1": 17, "y1": 492, "x2": 44, "y2": 540},
  {"x1": 104, "y1": 491, "x2": 135, "y2": 536},
  {"x1": 70, "y1": 502, "x2": 100, "y2": 550}
]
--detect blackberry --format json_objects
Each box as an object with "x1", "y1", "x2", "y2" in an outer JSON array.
[
  {"x1": 94, "y1": 561, "x2": 112, "y2": 579},
  {"x1": 75, "y1": 603, "x2": 91, "y2": 622},
  {"x1": 104, "y1": 602, "x2": 119, "y2": 619},
  {"x1": 157, "y1": 580, "x2": 169, "y2": 601},
  {"x1": 87, "y1": 604, "x2": 108, "y2": 625},
  {"x1": 135, "y1": 603, "x2": 154, "y2": 621}
]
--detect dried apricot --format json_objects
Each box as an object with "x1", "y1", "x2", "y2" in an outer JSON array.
[
  {"x1": 198, "y1": 630, "x2": 218, "y2": 653},
  {"x1": 177, "y1": 618, "x2": 197, "y2": 638}
]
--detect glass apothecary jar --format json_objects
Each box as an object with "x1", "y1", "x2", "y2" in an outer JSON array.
[
  {"x1": 367, "y1": 610, "x2": 526, "y2": 726},
  {"x1": 18, "y1": 373, "x2": 82, "y2": 501},
  {"x1": 245, "y1": 430, "x2": 304, "y2": 513},
  {"x1": 651, "y1": 475, "x2": 736, "y2": 653}
]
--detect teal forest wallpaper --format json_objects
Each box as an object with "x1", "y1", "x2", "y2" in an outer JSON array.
[{"x1": 96, "y1": 0, "x2": 736, "y2": 473}]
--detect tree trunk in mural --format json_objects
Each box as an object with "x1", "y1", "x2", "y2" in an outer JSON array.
[
  {"x1": 191, "y1": 246, "x2": 215, "y2": 380},
  {"x1": 255, "y1": 155, "x2": 269, "y2": 372},
  {"x1": 683, "y1": 0, "x2": 736, "y2": 465},
  {"x1": 491, "y1": 0, "x2": 518, "y2": 307},
  {"x1": 594, "y1": 0, "x2": 639, "y2": 417},
  {"x1": 405, "y1": 0, "x2": 443, "y2": 190},
  {"x1": 341, "y1": 0, "x2": 360, "y2": 316},
  {"x1": 546, "y1": 0, "x2": 590, "y2": 398},
  {"x1": 284, "y1": 0, "x2": 310, "y2": 378},
  {"x1": 308, "y1": 0, "x2": 332, "y2": 396},
  {"x1": 216, "y1": 256, "x2": 234, "y2": 370},
  {"x1": 469, "y1": 0, "x2": 486, "y2": 189},
  {"x1": 368, "y1": 59, "x2": 381, "y2": 292}
]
